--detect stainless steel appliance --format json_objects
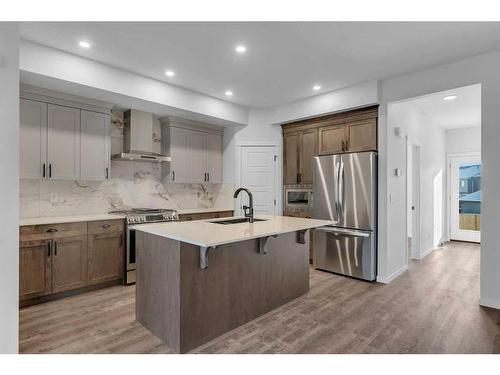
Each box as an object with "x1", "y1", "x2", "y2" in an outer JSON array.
[
  {"x1": 109, "y1": 208, "x2": 179, "y2": 284},
  {"x1": 313, "y1": 151, "x2": 377, "y2": 281},
  {"x1": 285, "y1": 188, "x2": 313, "y2": 210}
]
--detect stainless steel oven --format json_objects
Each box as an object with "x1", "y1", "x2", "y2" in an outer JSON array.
[
  {"x1": 285, "y1": 188, "x2": 313, "y2": 210},
  {"x1": 109, "y1": 208, "x2": 179, "y2": 285}
]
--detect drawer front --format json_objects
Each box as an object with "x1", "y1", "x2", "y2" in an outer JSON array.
[
  {"x1": 88, "y1": 219, "x2": 124, "y2": 235},
  {"x1": 20, "y1": 222, "x2": 87, "y2": 241},
  {"x1": 179, "y1": 210, "x2": 233, "y2": 222}
]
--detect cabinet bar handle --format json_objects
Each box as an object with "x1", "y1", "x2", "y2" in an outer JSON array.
[
  {"x1": 46, "y1": 228, "x2": 58, "y2": 233},
  {"x1": 42, "y1": 163, "x2": 46, "y2": 178},
  {"x1": 49, "y1": 164, "x2": 52, "y2": 178},
  {"x1": 172, "y1": 171, "x2": 175, "y2": 181},
  {"x1": 47, "y1": 241, "x2": 51, "y2": 257},
  {"x1": 106, "y1": 167, "x2": 109, "y2": 179},
  {"x1": 102, "y1": 224, "x2": 111, "y2": 228},
  {"x1": 54, "y1": 241, "x2": 58, "y2": 256},
  {"x1": 207, "y1": 173, "x2": 210, "y2": 182}
]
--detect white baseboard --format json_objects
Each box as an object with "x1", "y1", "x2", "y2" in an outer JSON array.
[
  {"x1": 479, "y1": 297, "x2": 500, "y2": 310},
  {"x1": 418, "y1": 247, "x2": 434, "y2": 260},
  {"x1": 377, "y1": 264, "x2": 408, "y2": 284}
]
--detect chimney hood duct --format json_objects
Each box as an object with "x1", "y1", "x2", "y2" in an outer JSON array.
[{"x1": 111, "y1": 109, "x2": 171, "y2": 162}]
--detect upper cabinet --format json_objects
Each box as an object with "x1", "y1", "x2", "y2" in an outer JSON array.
[
  {"x1": 81, "y1": 110, "x2": 111, "y2": 181},
  {"x1": 162, "y1": 119, "x2": 223, "y2": 184},
  {"x1": 47, "y1": 104, "x2": 81, "y2": 180},
  {"x1": 283, "y1": 130, "x2": 317, "y2": 185},
  {"x1": 20, "y1": 99, "x2": 47, "y2": 179},
  {"x1": 282, "y1": 106, "x2": 378, "y2": 186},
  {"x1": 19, "y1": 90, "x2": 112, "y2": 181}
]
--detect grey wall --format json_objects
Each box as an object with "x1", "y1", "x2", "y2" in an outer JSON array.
[{"x1": 0, "y1": 23, "x2": 19, "y2": 353}]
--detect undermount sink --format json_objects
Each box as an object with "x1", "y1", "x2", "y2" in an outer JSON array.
[{"x1": 210, "y1": 218, "x2": 267, "y2": 225}]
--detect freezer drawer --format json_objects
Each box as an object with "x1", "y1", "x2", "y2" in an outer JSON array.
[{"x1": 313, "y1": 226, "x2": 376, "y2": 281}]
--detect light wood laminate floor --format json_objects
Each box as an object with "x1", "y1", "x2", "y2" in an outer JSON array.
[{"x1": 19, "y1": 241, "x2": 500, "y2": 353}]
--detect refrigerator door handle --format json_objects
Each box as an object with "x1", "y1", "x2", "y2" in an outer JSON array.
[{"x1": 315, "y1": 226, "x2": 370, "y2": 238}]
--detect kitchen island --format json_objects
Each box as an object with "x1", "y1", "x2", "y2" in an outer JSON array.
[{"x1": 135, "y1": 214, "x2": 332, "y2": 353}]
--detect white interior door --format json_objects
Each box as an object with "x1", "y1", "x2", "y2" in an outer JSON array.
[
  {"x1": 450, "y1": 154, "x2": 481, "y2": 242},
  {"x1": 240, "y1": 146, "x2": 277, "y2": 214}
]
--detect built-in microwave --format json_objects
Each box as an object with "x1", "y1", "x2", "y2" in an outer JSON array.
[{"x1": 285, "y1": 188, "x2": 313, "y2": 210}]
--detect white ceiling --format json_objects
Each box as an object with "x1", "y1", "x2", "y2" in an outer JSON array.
[
  {"x1": 19, "y1": 22, "x2": 500, "y2": 109},
  {"x1": 411, "y1": 84, "x2": 481, "y2": 129}
]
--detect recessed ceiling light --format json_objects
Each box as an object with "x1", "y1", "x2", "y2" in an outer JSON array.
[
  {"x1": 165, "y1": 70, "x2": 175, "y2": 77},
  {"x1": 78, "y1": 40, "x2": 91, "y2": 48},
  {"x1": 225, "y1": 90, "x2": 233, "y2": 97},
  {"x1": 235, "y1": 45, "x2": 246, "y2": 54},
  {"x1": 443, "y1": 95, "x2": 458, "y2": 101},
  {"x1": 313, "y1": 85, "x2": 321, "y2": 91}
]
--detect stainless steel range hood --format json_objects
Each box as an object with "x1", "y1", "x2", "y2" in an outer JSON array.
[{"x1": 111, "y1": 109, "x2": 171, "y2": 162}]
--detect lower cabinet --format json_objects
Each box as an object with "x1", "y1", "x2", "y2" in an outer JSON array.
[
  {"x1": 19, "y1": 239, "x2": 52, "y2": 300},
  {"x1": 52, "y1": 236, "x2": 88, "y2": 293},
  {"x1": 88, "y1": 232, "x2": 124, "y2": 285},
  {"x1": 19, "y1": 219, "x2": 124, "y2": 305}
]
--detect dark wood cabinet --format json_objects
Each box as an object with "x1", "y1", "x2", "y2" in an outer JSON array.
[
  {"x1": 283, "y1": 129, "x2": 318, "y2": 185},
  {"x1": 346, "y1": 118, "x2": 377, "y2": 152},
  {"x1": 282, "y1": 106, "x2": 378, "y2": 186},
  {"x1": 19, "y1": 218, "x2": 125, "y2": 306},
  {"x1": 88, "y1": 232, "x2": 124, "y2": 285},
  {"x1": 52, "y1": 236, "x2": 88, "y2": 293},
  {"x1": 19, "y1": 239, "x2": 52, "y2": 301},
  {"x1": 283, "y1": 133, "x2": 300, "y2": 185}
]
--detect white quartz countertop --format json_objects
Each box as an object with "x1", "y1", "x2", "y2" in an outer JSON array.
[
  {"x1": 19, "y1": 214, "x2": 126, "y2": 226},
  {"x1": 135, "y1": 214, "x2": 334, "y2": 248}
]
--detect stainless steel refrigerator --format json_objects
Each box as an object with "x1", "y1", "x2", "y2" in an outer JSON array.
[{"x1": 312, "y1": 151, "x2": 377, "y2": 281}]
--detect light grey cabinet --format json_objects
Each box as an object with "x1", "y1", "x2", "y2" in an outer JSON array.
[
  {"x1": 205, "y1": 132, "x2": 222, "y2": 183},
  {"x1": 169, "y1": 126, "x2": 189, "y2": 183},
  {"x1": 80, "y1": 110, "x2": 111, "y2": 181},
  {"x1": 47, "y1": 104, "x2": 81, "y2": 180},
  {"x1": 188, "y1": 130, "x2": 207, "y2": 183},
  {"x1": 20, "y1": 99, "x2": 47, "y2": 179},
  {"x1": 20, "y1": 97, "x2": 111, "y2": 181}
]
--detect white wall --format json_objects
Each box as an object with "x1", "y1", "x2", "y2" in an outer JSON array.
[
  {"x1": 388, "y1": 101, "x2": 446, "y2": 258},
  {"x1": 0, "y1": 23, "x2": 19, "y2": 353},
  {"x1": 379, "y1": 49, "x2": 500, "y2": 310},
  {"x1": 446, "y1": 126, "x2": 481, "y2": 154},
  {"x1": 20, "y1": 40, "x2": 249, "y2": 127}
]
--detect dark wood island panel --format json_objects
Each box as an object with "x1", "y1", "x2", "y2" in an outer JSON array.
[{"x1": 135, "y1": 230, "x2": 310, "y2": 353}]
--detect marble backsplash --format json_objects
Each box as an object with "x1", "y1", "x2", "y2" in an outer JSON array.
[{"x1": 20, "y1": 160, "x2": 235, "y2": 218}]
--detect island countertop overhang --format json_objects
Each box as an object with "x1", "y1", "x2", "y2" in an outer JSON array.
[{"x1": 134, "y1": 214, "x2": 334, "y2": 248}]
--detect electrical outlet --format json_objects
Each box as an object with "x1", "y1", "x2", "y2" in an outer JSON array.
[{"x1": 49, "y1": 193, "x2": 58, "y2": 204}]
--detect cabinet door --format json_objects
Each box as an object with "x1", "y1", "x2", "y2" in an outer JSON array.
[
  {"x1": 347, "y1": 119, "x2": 377, "y2": 152},
  {"x1": 299, "y1": 129, "x2": 317, "y2": 184},
  {"x1": 52, "y1": 236, "x2": 88, "y2": 293},
  {"x1": 20, "y1": 99, "x2": 47, "y2": 179},
  {"x1": 283, "y1": 133, "x2": 300, "y2": 185},
  {"x1": 19, "y1": 239, "x2": 52, "y2": 300},
  {"x1": 80, "y1": 110, "x2": 110, "y2": 181},
  {"x1": 88, "y1": 232, "x2": 124, "y2": 285},
  {"x1": 170, "y1": 127, "x2": 190, "y2": 183},
  {"x1": 205, "y1": 133, "x2": 222, "y2": 183},
  {"x1": 188, "y1": 130, "x2": 206, "y2": 183},
  {"x1": 47, "y1": 104, "x2": 81, "y2": 180},
  {"x1": 318, "y1": 125, "x2": 346, "y2": 155}
]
